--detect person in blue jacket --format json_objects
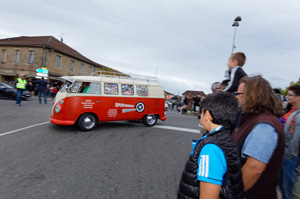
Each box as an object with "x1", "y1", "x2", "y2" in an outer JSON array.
[
  {"x1": 30, "y1": 77, "x2": 53, "y2": 104},
  {"x1": 178, "y1": 92, "x2": 243, "y2": 199}
]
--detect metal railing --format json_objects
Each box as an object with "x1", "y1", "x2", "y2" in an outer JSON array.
[{"x1": 91, "y1": 71, "x2": 159, "y2": 83}]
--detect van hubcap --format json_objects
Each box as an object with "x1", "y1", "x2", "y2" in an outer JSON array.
[
  {"x1": 83, "y1": 116, "x2": 95, "y2": 129},
  {"x1": 146, "y1": 115, "x2": 155, "y2": 125}
]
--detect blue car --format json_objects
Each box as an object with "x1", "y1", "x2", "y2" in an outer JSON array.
[{"x1": 0, "y1": 82, "x2": 31, "y2": 100}]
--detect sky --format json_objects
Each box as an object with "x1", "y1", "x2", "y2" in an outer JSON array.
[{"x1": 1, "y1": 0, "x2": 299, "y2": 95}]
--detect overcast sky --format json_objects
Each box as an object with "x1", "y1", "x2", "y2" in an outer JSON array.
[{"x1": 1, "y1": 0, "x2": 299, "y2": 94}]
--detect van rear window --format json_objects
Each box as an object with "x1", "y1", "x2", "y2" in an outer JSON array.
[
  {"x1": 121, "y1": 84, "x2": 134, "y2": 95},
  {"x1": 104, "y1": 83, "x2": 118, "y2": 95},
  {"x1": 137, "y1": 85, "x2": 148, "y2": 96}
]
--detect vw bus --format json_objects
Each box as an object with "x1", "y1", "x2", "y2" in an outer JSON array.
[{"x1": 50, "y1": 73, "x2": 167, "y2": 131}]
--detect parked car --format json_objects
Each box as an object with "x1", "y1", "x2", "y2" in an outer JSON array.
[{"x1": 0, "y1": 82, "x2": 31, "y2": 100}]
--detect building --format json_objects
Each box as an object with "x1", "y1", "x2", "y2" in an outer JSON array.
[
  {"x1": 182, "y1": 90, "x2": 206, "y2": 97},
  {"x1": 0, "y1": 36, "x2": 121, "y2": 82}
]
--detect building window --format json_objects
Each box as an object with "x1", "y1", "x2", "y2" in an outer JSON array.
[
  {"x1": 70, "y1": 60, "x2": 75, "y2": 72},
  {"x1": 88, "y1": 66, "x2": 93, "y2": 76},
  {"x1": 80, "y1": 63, "x2": 84, "y2": 74},
  {"x1": 28, "y1": 50, "x2": 35, "y2": 64},
  {"x1": 1, "y1": 49, "x2": 7, "y2": 62},
  {"x1": 55, "y1": 55, "x2": 62, "y2": 69},
  {"x1": 14, "y1": 50, "x2": 20, "y2": 63}
]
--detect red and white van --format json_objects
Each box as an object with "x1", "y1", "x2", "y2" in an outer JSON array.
[{"x1": 50, "y1": 74, "x2": 167, "y2": 131}]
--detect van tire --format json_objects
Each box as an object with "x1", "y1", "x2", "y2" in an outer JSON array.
[
  {"x1": 78, "y1": 113, "x2": 98, "y2": 131},
  {"x1": 143, "y1": 114, "x2": 157, "y2": 127}
]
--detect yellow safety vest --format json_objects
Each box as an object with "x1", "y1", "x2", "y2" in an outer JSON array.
[{"x1": 16, "y1": 78, "x2": 27, "y2": 89}]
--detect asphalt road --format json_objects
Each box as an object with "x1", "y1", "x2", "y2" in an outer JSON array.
[{"x1": 0, "y1": 98, "x2": 202, "y2": 199}]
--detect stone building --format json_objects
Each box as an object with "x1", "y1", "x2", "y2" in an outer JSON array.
[{"x1": 0, "y1": 36, "x2": 120, "y2": 82}]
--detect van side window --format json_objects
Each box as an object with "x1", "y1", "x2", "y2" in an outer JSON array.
[
  {"x1": 137, "y1": 85, "x2": 148, "y2": 96},
  {"x1": 80, "y1": 82, "x2": 91, "y2": 93},
  {"x1": 89, "y1": 82, "x2": 101, "y2": 94},
  {"x1": 71, "y1": 81, "x2": 81, "y2": 93},
  {"x1": 121, "y1": 84, "x2": 134, "y2": 95},
  {"x1": 104, "y1": 83, "x2": 118, "y2": 95}
]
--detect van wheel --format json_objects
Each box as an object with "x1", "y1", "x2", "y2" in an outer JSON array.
[
  {"x1": 143, "y1": 114, "x2": 157, "y2": 127},
  {"x1": 78, "y1": 113, "x2": 98, "y2": 131}
]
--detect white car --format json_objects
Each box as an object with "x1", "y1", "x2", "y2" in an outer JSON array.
[{"x1": 165, "y1": 101, "x2": 172, "y2": 111}]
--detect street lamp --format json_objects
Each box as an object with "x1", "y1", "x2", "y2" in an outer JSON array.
[{"x1": 231, "y1": 16, "x2": 242, "y2": 54}]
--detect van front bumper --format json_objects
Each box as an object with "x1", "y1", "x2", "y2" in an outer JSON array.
[
  {"x1": 50, "y1": 116, "x2": 76, "y2": 125},
  {"x1": 160, "y1": 116, "x2": 167, "y2": 121}
]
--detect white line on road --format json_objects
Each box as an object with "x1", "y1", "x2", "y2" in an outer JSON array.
[
  {"x1": 0, "y1": 121, "x2": 199, "y2": 137},
  {"x1": 153, "y1": 125, "x2": 200, "y2": 134},
  {"x1": 0, "y1": 121, "x2": 50, "y2": 137}
]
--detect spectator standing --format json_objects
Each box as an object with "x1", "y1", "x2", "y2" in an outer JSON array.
[
  {"x1": 31, "y1": 77, "x2": 52, "y2": 104},
  {"x1": 232, "y1": 75, "x2": 284, "y2": 199},
  {"x1": 193, "y1": 94, "x2": 201, "y2": 116},
  {"x1": 26, "y1": 82, "x2": 35, "y2": 96},
  {"x1": 223, "y1": 52, "x2": 247, "y2": 93},
  {"x1": 178, "y1": 92, "x2": 243, "y2": 199},
  {"x1": 187, "y1": 93, "x2": 193, "y2": 112},
  {"x1": 48, "y1": 85, "x2": 54, "y2": 98},
  {"x1": 51, "y1": 86, "x2": 58, "y2": 99},
  {"x1": 15, "y1": 74, "x2": 27, "y2": 106},
  {"x1": 279, "y1": 85, "x2": 300, "y2": 199}
]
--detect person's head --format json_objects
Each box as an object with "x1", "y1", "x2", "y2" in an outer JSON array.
[
  {"x1": 227, "y1": 52, "x2": 246, "y2": 69},
  {"x1": 41, "y1": 77, "x2": 44, "y2": 80},
  {"x1": 201, "y1": 92, "x2": 238, "y2": 129},
  {"x1": 20, "y1": 74, "x2": 25, "y2": 79},
  {"x1": 273, "y1": 88, "x2": 280, "y2": 94},
  {"x1": 216, "y1": 79, "x2": 230, "y2": 92},
  {"x1": 235, "y1": 75, "x2": 284, "y2": 117},
  {"x1": 286, "y1": 85, "x2": 300, "y2": 107},
  {"x1": 211, "y1": 82, "x2": 220, "y2": 93}
]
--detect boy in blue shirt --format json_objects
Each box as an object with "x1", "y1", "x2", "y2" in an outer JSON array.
[{"x1": 178, "y1": 92, "x2": 243, "y2": 199}]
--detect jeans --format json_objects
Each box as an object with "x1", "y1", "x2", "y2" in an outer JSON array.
[
  {"x1": 291, "y1": 163, "x2": 300, "y2": 199},
  {"x1": 16, "y1": 89, "x2": 24, "y2": 105},
  {"x1": 279, "y1": 157, "x2": 299, "y2": 199},
  {"x1": 38, "y1": 90, "x2": 47, "y2": 104}
]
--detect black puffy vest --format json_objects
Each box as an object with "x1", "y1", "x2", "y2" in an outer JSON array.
[{"x1": 178, "y1": 128, "x2": 244, "y2": 199}]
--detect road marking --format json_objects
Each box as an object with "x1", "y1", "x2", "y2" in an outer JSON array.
[
  {"x1": 153, "y1": 125, "x2": 200, "y2": 134},
  {"x1": 0, "y1": 121, "x2": 50, "y2": 137},
  {"x1": 0, "y1": 121, "x2": 199, "y2": 137}
]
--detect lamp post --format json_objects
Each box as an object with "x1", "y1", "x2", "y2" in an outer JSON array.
[{"x1": 231, "y1": 16, "x2": 242, "y2": 54}]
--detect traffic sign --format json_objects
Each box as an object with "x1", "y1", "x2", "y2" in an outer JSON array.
[
  {"x1": 36, "y1": 68, "x2": 48, "y2": 74},
  {"x1": 36, "y1": 73, "x2": 48, "y2": 77}
]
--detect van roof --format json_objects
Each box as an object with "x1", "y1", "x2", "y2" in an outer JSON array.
[{"x1": 58, "y1": 75, "x2": 161, "y2": 86}]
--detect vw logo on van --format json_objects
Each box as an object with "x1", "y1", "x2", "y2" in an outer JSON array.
[{"x1": 136, "y1": 102, "x2": 145, "y2": 113}]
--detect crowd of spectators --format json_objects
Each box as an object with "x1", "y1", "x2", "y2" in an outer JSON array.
[{"x1": 178, "y1": 51, "x2": 300, "y2": 199}]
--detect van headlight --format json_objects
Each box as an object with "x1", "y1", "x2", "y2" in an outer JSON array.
[{"x1": 55, "y1": 105, "x2": 61, "y2": 113}]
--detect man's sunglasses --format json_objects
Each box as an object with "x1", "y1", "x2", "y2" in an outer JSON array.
[{"x1": 234, "y1": 92, "x2": 244, "y2": 96}]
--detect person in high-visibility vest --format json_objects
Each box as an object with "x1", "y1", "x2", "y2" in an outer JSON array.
[{"x1": 15, "y1": 74, "x2": 27, "y2": 106}]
